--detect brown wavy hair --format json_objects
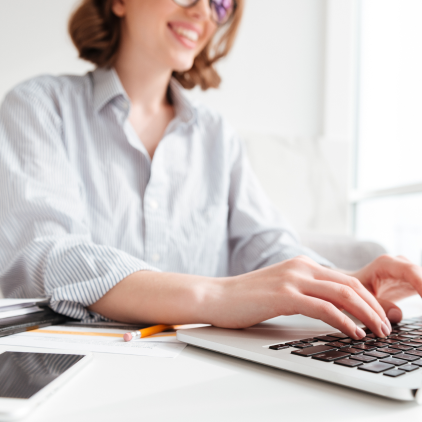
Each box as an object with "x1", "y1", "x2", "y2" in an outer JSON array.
[{"x1": 68, "y1": 0, "x2": 244, "y2": 90}]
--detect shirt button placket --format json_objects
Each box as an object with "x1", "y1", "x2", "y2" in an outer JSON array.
[{"x1": 144, "y1": 192, "x2": 167, "y2": 267}]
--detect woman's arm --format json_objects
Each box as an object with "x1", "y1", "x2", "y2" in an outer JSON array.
[
  {"x1": 0, "y1": 79, "x2": 160, "y2": 321},
  {"x1": 89, "y1": 255, "x2": 391, "y2": 340}
]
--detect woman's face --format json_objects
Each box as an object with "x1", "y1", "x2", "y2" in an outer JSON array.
[{"x1": 112, "y1": 0, "x2": 218, "y2": 72}]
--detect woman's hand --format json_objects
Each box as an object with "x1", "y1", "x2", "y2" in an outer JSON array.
[
  {"x1": 90, "y1": 255, "x2": 398, "y2": 340},
  {"x1": 343, "y1": 255, "x2": 422, "y2": 324},
  {"x1": 211, "y1": 255, "x2": 391, "y2": 340}
]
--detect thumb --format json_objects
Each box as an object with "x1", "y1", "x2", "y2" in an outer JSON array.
[{"x1": 377, "y1": 298, "x2": 403, "y2": 324}]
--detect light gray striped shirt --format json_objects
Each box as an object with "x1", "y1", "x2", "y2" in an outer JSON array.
[{"x1": 0, "y1": 68, "x2": 331, "y2": 322}]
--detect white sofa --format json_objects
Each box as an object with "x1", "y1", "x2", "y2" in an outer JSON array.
[{"x1": 301, "y1": 233, "x2": 387, "y2": 271}]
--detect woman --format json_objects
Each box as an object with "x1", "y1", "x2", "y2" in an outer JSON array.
[{"x1": 0, "y1": 0, "x2": 420, "y2": 340}]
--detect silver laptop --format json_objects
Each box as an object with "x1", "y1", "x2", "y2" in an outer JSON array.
[{"x1": 177, "y1": 314, "x2": 422, "y2": 402}]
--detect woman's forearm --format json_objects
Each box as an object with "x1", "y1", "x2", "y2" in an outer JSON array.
[
  {"x1": 88, "y1": 257, "x2": 392, "y2": 340},
  {"x1": 87, "y1": 270, "x2": 225, "y2": 325}
]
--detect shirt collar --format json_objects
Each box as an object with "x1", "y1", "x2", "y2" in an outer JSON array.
[
  {"x1": 91, "y1": 67, "x2": 197, "y2": 126},
  {"x1": 169, "y1": 78, "x2": 196, "y2": 125},
  {"x1": 92, "y1": 67, "x2": 129, "y2": 114}
]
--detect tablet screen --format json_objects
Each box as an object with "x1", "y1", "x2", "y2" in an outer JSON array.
[{"x1": 0, "y1": 351, "x2": 84, "y2": 399}]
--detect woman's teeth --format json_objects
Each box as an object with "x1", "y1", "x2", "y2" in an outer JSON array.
[{"x1": 172, "y1": 26, "x2": 199, "y2": 42}]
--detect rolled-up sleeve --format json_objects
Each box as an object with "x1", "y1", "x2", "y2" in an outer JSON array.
[
  {"x1": 228, "y1": 134, "x2": 333, "y2": 275},
  {"x1": 0, "y1": 85, "x2": 159, "y2": 321}
]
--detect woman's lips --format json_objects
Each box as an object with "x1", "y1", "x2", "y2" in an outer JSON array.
[{"x1": 168, "y1": 23, "x2": 200, "y2": 49}]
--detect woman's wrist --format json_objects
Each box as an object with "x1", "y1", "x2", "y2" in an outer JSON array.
[{"x1": 196, "y1": 275, "x2": 233, "y2": 326}]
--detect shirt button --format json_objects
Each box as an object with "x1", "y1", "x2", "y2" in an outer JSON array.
[
  {"x1": 152, "y1": 253, "x2": 160, "y2": 262},
  {"x1": 149, "y1": 199, "x2": 159, "y2": 210}
]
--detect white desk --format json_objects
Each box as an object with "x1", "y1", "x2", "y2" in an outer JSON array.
[{"x1": 8, "y1": 296, "x2": 422, "y2": 422}]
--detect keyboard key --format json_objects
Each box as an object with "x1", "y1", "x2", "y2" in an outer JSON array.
[
  {"x1": 377, "y1": 347, "x2": 402, "y2": 355},
  {"x1": 380, "y1": 339, "x2": 400, "y2": 345},
  {"x1": 339, "y1": 339, "x2": 365, "y2": 345},
  {"x1": 314, "y1": 336, "x2": 338, "y2": 342},
  {"x1": 269, "y1": 344, "x2": 289, "y2": 350},
  {"x1": 384, "y1": 369, "x2": 405, "y2": 377},
  {"x1": 400, "y1": 335, "x2": 419, "y2": 339},
  {"x1": 352, "y1": 344, "x2": 377, "y2": 351},
  {"x1": 334, "y1": 358, "x2": 363, "y2": 368},
  {"x1": 400, "y1": 365, "x2": 419, "y2": 372},
  {"x1": 404, "y1": 342, "x2": 422, "y2": 348},
  {"x1": 300, "y1": 338, "x2": 318, "y2": 343},
  {"x1": 325, "y1": 341, "x2": 348, "y2": 348},
  {"x1": 395, "y1": 336, "x2": 417, "y2": 341},
  {"x1": 340, "y1": 347, "x2": 364, "y2": 355},
  {"x1": 380, "y1": 357, "x2": 407, "y2": 366},
  {"x1": 370, "y1": 342, "x2": 388, "y2": 348},
  {"x1": 286, "y1": 341, "x2": 305, "y2": 346},
  {"x1": 291, "y1": 345, "x2": 337, "y2": 357},
  {"x1": 410, "y1": 359, "x2": 422, "y2": 367},
  {"x1": 402, "y1": 325, "x2": 422, "y2": 330},
  {"x1": 327, "y1": 332, "x2": 349, "y2": 339},
  {"x1": 394, "y1": 353, "x2": 420, "y2": 362},
  {"x1": 390, "y1": 344, "x2": 413, "y2": 351},
  {"x1": 358, "y1": 362, "x2": 394, "y2": 373},
  {"x1": 409, "y1": 339, "x2": 422, "y2": 344},
  {"x1": 404, "y1": 350, "x2": 422, "y2": 357},
  {"x1": 350, "y1": 339, "x2": 366, "y2": 345},
  {"x1": 364, "y1": 351, "x2": 390, "y2": 359},
  {"x1": 365, "y1": 333, "x2": 376, "y2": 339},
  {"x1": 312, "y1": 351, "x2": 351, "y2": 362},
  {"x1": 290, "y1": 343, "x2": 314, "y2": 349},
  {"x1": 351, "y1": 354, "x2": 377, "y2": 363}
]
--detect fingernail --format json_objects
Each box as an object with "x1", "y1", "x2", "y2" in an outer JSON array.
[
  {"x1": 381, "y1": 321, "x2": 390, "y2": 337},
  {"x1": 385, "y1": 317, "x2": 392, "y2": 332},
  {"x1": 355, "y1": 326, "x2": 366, "y2": 339},
  {"x1": 387, "y1": 308, "x2": 402, "y2": 324}
]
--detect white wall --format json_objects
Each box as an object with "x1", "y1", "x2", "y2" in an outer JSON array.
[
  {"x1": 187, "y1": 0, "x2": 326, "y2": 138},
  {"x1": 0, "y1": 0, "x2": 353, "y2": 235}
]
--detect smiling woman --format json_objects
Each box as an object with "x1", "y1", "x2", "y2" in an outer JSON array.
[
  {"x1": 0, "y1": 0, "x2": 421, "y2": 340},
  {"x1": 68, "y1": 0, "x2": 243, "y2": 89}
]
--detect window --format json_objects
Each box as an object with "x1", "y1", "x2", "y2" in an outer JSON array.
[{"x1": 353, "y1": 0, "x2": 422, "y2": 264}]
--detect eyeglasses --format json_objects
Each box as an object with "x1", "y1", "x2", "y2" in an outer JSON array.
[{"x1": 172, "y1": 0, "x2": 237, "y2": 26}]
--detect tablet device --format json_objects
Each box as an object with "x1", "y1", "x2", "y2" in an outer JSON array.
[{"x1": 0, "y1": 351, "x2": 92, "y2": 421}]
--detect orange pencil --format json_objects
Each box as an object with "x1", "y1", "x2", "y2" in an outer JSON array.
[{"x1": 123, "y1": 324, "x2": 173, "y2": 342}]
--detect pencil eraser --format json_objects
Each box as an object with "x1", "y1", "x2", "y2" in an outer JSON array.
[{"x1": 123, "y1": 333, "x2": 133, "y2": 342}]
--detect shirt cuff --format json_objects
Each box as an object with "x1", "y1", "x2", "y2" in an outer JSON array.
[
  {"x1": 45, "y1": 243, "x2": 161, "y2": 322},
  {"x1": 262, "y1": 244, "x2": 335, "y2": 269}
]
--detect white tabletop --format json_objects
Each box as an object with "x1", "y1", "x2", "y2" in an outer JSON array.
[{"x1": 9, "y1": 296, "x2": 422, "y2": 422}]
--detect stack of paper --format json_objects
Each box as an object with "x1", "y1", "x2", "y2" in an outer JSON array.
[
  {"x1": 0, "y1": 298, "x2": 49, "y2": 320},
  {"x1": 0, "y1": 325, "x2": 187, "y2": 358}
]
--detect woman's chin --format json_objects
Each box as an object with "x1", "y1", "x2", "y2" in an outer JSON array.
[{"x1": 170, "y1": 57, "x2": 195, "y2": 74}]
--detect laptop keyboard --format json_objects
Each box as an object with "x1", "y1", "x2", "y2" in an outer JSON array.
[{"x1": 267, "y1": 317, "x2": 422, "y2": 378}]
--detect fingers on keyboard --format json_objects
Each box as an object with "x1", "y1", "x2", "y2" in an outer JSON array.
[{"x1": 267, "y1": 317, "x2": 422, "y2": 377}]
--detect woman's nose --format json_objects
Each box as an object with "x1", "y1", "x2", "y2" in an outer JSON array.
[{"x1": 186, "y1": 0, "x2": 212, "y2": 21}]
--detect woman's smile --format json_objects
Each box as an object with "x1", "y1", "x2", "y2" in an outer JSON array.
[{"x1": 168, "y1": 22, "x2": 201, "y2": 49}]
